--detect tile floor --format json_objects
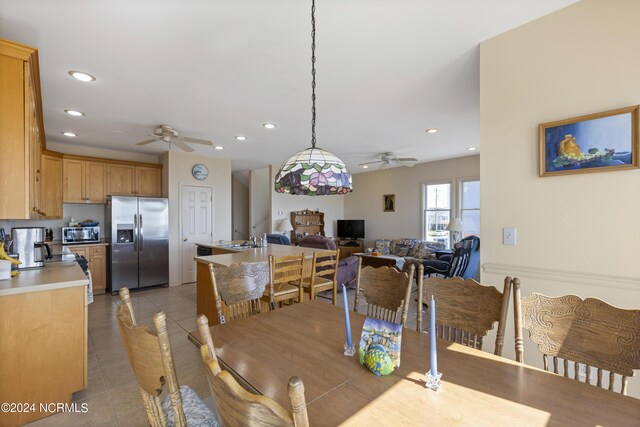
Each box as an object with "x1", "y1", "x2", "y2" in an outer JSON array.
[{"x1": 26, "y1": 283, "x2": 420, "y2": 426}]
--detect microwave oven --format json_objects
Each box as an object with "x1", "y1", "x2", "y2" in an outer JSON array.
[{"x1": 62, "y1": 226, "x2": 100, "y2": 244}]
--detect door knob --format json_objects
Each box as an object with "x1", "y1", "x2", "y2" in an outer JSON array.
[{"x1": 183, "y1": 238, "x2": 188, "y2": 242}]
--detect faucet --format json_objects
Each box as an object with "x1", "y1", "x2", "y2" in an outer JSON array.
[{"x1": 249, "y1": 235, "x2": 257, "y2": 245}]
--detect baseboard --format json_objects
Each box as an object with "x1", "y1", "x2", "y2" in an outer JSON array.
[{"x1": 482, "y1": 263, "x2": 639, "y2": 291}]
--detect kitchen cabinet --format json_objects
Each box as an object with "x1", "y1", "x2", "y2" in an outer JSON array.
[
  {"x1": 108, "y1": 163, "x2": 162, "y2": 197},
  {"x1": 0, "y1": 269, "x2": 87, "y2": 427},
  {"x1": 68, "y1": 244, "x2": 107, "y2": 294},
  {"x1": 63, "y1": 158, "x2": 107, "y2": 203},
  {"x1": 40, "y1": 152, "x2": 63, "y2": 218},
  {"x1": 0, "y1": 39, "x2": 46, "y2": 219}
]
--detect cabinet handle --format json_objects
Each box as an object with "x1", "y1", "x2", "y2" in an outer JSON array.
[{"x1": 36, "y1": 169, "x2": 40, "y2": 182}]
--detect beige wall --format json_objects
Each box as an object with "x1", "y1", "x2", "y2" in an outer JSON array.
[
  {"x1": 232, "y1": 175, "x2": 250, "y2": 240},
  {"x1": 480, "y1": 0, "x2": 640, "y2": 397},
  {"x1": 270, "y1": 165, "x2": 345, "y2": 238},
  {"x1": 344, "y1": 156, "x2": 479, "y2": 247},
  {"x1": 250, "y1": 167, "x2": 271, "y2": 236},
  {"x1": 164, "y1": 151, "x2": 232, "y2": 285}
]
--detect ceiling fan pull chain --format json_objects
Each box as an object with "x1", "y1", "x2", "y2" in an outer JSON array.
[{"x1": 311, "y1": 0, "x2": 316, "y2": 149}]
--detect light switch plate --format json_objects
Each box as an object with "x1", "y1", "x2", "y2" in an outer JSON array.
[{"x1": 503, "y1": 227, "x2": 516, "y2": 245}]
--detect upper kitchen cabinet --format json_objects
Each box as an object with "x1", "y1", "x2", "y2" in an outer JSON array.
[
  {"x1": 63, "y1": 157, "x2": 107, "y2": 203},
  {"x1": 107, "y1": 163, "x2": 162, "y2": 197},
  {"x1": 40, "y1": 152, "x2": 63, "y2": 218},
  {"x1": 0, "y1": 38, "x2": 46, "y2": 219}
]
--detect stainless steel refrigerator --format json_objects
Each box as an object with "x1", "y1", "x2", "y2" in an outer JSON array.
[{"x1": 106, "y1": 196, "x2": 169, "y2": 294}]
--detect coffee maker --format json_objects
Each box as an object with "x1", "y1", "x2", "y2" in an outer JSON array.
[{"x1": 11, "y1": 227, "x2": 51, "y2": 269}]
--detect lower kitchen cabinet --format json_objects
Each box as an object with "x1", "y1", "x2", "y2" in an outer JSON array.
[{"x1": 68, "y1": 244, "x2": 107, "y2": 294}]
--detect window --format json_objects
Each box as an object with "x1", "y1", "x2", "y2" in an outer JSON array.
[
  {"x1": 460, "y1": 180, "x2": 480, "y2": 238},
  {"x1": 423, "y1": 182, "x2": 452, "y2": 248},
  {"x1": 422, "y1": 179, "x2": 480, "y2": 248}
]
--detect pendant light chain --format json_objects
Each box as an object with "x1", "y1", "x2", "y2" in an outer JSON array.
[{"x1": 311, "y1": 0, "x2": 317, "y2": 148}]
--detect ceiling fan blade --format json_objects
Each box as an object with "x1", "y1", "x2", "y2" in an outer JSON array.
[
  {"x1": 398, "y1": 161, "x2": 416, "y2": 167},
  {"x1": 182, "y1": 137, "x2": 213, "y2": 146},
  {"x1": 136, "y1": 138, "x2": 160, "y2": 146},
  {"x1": 397, "y1": 157, "x2": 418, "y2": 162},
  {"x1": 358, "y1": 160, "x2": 383, "y2": 166},
  {"x1": 173, "y1": 140, "x2": 194, "y2": 152}
]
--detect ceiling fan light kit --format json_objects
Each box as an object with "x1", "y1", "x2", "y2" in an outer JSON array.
[{"x1": 274, "y1": 0, "x2": 352, "y2": 196}]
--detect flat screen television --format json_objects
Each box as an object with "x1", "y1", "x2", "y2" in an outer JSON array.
[{"x1": 337, "y1": 219, "x2": 365, "y2": 240}]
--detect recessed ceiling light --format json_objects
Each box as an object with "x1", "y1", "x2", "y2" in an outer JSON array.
[
  {"x1": 64, "y1": 109, "x2": 85, "y2": 116},
  {"x1": 62, "y1": 132, "x2": 77, "y2": 137},
  {"x1": 467, "y1": 147, "x2": 478, "y2": 151},
  {"x1": 262, "y1": 123, "x2": 277, "y2": 129},
  {"x1": 361, "y1": 165, "x2": 369, "y2": 169},
  {"x1": 68, "y1": 70, "x2": 96, "y2": 82},
  {"x1": 425, "y1": 128, "x2": 438, "y2": 134},
  {"x1": 235, "y1": 136, "x2": 247, "y2": 141},
  {"x1": 214, "y1": 145, "x2": 224, "y2": 150}
]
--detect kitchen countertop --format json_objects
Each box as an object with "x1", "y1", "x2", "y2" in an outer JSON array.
[
  {"x1": 195, "y1": 244, "x2": 317, "y2": 268},
  {"x1": 0, "y1": 261, "x2": 88, "y2": 297}
]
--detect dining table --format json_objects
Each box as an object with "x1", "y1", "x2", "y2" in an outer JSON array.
[{"x1": 188, "y1": 299, "x2": 640, "y2": 426}]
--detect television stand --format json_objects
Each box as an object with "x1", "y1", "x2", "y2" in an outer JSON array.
[{"x1": 335, "y1": 239, "x2": 364, "y2": 259}]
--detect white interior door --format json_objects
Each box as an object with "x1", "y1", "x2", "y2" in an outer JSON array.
[{"x1": 181, "y1": 185, "x2": 212, "y2": 284}]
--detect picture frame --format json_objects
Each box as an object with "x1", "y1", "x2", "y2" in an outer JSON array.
[
  {"x1": 383, "y1": 194, "x2": 395, "y2": 212},
  {"x1": 539, "y1": 105, "x2": 639, "y2": 177}
]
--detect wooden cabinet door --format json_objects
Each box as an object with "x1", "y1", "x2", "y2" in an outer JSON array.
[
  {"x1": 136, "y1": 166, "x2": 162, "y2": 197},
  {"x1": 85, "y1": 161, "x2": 107, "y2": 203},
  {"x1": 41, "y1": 154, "x2": 63, "y2": 218},
  {"x1": 88, "y1": 246, "x2": 106, "y2": 294},
  {"x1": 63, "y1": 158, "x2": 85, "y2": 203},
  {"x1": 69, "y1": 246, "x2": 88, "y2": 260},
  {"x1": 107, "y1": 164, "x2": 136, "y2": 196}
]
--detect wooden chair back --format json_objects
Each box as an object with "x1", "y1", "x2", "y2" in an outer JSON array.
[
  {"x1": 210, "y1": 261, "x2": 269, "y2": 324},
  {"x1": 267, "y1": 254, "x2": 305, "y2": 307},
  {"x1": 306, "y1": 249, "x2": 339, "y2": 303},
  {"x1": 417, "y1": 276, "x2": 511, "y2": 355},
  {"x1": 117, "y1": 288, "x2": 186, "y2": 426},
  {"x1": 197, "y1": 315, "x2": 309, "y2": 427},
  {"x1": 512, "y1": 277, "x2": 640, "y2": 395},
  {"x1": 354, "y1": 257, "x2": 414, "y2": 327}
]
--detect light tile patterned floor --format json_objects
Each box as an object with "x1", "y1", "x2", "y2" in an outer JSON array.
[{"x1": 26, "y1": 283, "x2": 419, "y2": 426}]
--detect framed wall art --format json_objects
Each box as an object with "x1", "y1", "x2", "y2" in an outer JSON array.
[
  {"x1": 539, "y1": 105, "x2": 639, "y2": 177},
  {"x1": 383, "y1": 194, "x2": 395, "y2": 212}
]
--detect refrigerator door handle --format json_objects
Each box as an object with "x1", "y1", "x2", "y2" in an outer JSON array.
[
  {"x1": 133, "y1": 214, "x2": 138, "y2": 253},
  {"x1": 139, "y1": 214, "x2": 143, "y2": 252}
]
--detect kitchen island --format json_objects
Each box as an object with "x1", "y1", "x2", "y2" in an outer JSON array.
[
  {"x1": 0, "y1": 262, "x2": 88, "y2": 427},
  {"x1": 195, "y1": 243, "x2": 320, "y2": 326}
]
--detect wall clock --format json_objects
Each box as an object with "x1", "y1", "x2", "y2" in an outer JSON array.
[{"x1": 192, "y1": 164, "x2": 209, "y2": 180}]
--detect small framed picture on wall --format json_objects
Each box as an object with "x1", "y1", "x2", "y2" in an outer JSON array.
[{"x1": 383, "y1": 194, "x2": 395, "y2": 212}]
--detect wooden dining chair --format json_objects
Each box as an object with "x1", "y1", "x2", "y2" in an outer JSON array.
[
  {"x1": 262, "y1": 254, "x2": 305, "y2": 310},
  {"x1": 197, "y1": 315, "x2": 309, "y2": 426},
  {"x1": 209, "y1": 261, "x2": 270, "y2": 324},
  {"x1": 512, "y1": 277, "x2": 640, "y2": 395},
  {"x1": 299, "y1": 249, "x2": 339, "y2": 304},
  {"x1": 116, "y1": 288, "x2": 218, "y2": 426},
  {"x1": 353, "y1": 257, "x2": 415, "y2": 327},
  {"x1": 417, "y1": 276, "x2": 512, "y2": 356}
]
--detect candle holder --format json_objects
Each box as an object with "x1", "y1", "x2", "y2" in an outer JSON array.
[
  {"x1": 425, "y1": 370, "x2": 442, "y2": 391},
  {"x1": 344, "y1": 342, "x2": 356, "y2": 357}
]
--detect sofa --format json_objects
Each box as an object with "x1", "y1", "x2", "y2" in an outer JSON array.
[
  {"x1": 373, "y1": 238, "x2": 447, "y2": 273},
  {"x1": 296, "y1": 235, "x2": 359, "y2": 287},
  {"x1": 266, "y1": 234, "x2": 291, "y2": 245}
]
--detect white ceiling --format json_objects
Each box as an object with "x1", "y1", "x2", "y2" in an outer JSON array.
[{"x1": 0, "y1": 0, "x2": 577, "y2": 172}]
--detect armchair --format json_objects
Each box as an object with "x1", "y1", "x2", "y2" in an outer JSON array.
[
  {"x1": 296, "y1": 235, "x2": 359, "y2": 287},
  {"x1": 423, "y1": 236, "x2": 479, "y2": 279}
]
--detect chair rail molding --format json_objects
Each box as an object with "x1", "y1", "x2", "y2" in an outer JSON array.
[{"x1": 482, "y1": 263, "x2": 640, "y2": 291}]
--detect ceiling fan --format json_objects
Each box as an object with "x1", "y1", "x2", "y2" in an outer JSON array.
[
  {"x1": 135, "y1": 124, "x2": 213, "y2": 152},
  {"x1": 359, "y1": 152, "x2": 418, "y2": 169}
]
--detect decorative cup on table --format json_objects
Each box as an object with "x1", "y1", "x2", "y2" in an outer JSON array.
[{"x1": 365, "y1": 247, "x2": 373, "y2": 254}]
